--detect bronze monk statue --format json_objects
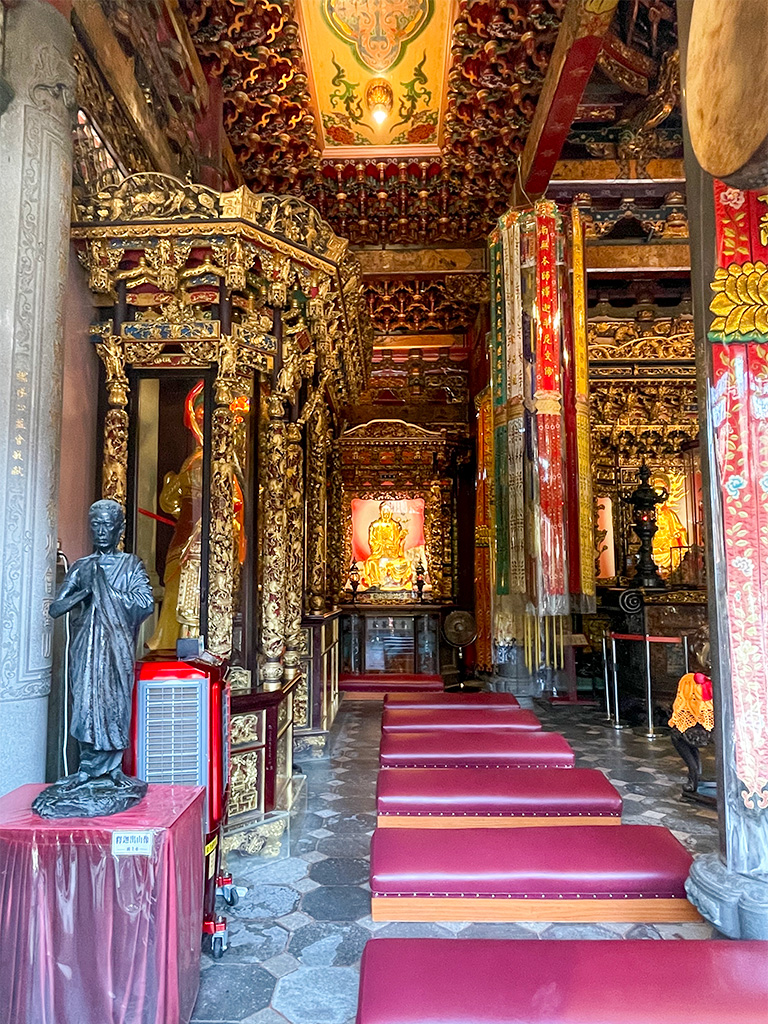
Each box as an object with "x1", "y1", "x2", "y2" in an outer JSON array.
[{"x1": 33, "y1": 500, "x2": 154, "y2": 818}]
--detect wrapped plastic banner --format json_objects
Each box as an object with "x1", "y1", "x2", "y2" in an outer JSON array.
[
  {"x1": 474, "y1": 390, "x2": 494, "y2": 672},
  {"x1": 488, "y1": 199, "x2": 596, "y2": 668},
  {"x1": 708, "y1": 178, "x2": 768, "y2": 808}
]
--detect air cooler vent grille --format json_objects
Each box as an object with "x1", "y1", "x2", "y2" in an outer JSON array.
[{"x1": 140, "y1": 680, "x2": 206, "y2": 787}]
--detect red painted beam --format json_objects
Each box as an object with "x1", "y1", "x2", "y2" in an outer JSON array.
[{"x1": 519, "y1": 0, "x2": 619, "y2": 199}]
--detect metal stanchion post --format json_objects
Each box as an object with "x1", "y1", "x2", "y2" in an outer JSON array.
[
  {"x1": 610, "y1": 635, "x2": 630, "y2": 730},
  {"x1": 601, "y1": 635, "x2": 613, "y2": 722},
  {"x1": 642, "y1": 632, "x2": 658, "y2": 740},
  {"x1": 683, "y1": 635, "x2": 690, "y2": 675}
]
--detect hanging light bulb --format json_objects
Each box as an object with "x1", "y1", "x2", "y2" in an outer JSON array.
[{"x1": 365, "y1": 79, "x2": 393, "y2": 124}]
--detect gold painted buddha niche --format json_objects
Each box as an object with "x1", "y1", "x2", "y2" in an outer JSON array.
[{"x1": 364, "y1": 502, "x2": 414, "y2": 590}]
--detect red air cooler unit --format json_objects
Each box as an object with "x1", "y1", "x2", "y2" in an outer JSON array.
[{"x1": 126, "y1": 659, "x2": 231, "y2": 957}]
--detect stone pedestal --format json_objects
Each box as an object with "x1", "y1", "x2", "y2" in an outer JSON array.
[{"x1": 0, "y1": 0, "x2": 74, "y2": 794}]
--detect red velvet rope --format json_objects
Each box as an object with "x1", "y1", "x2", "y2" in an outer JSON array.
[
  {"x1": 138, "y1": 507, "x2": 177, "y2": 528},
  {"x1": 610, "y1": 632, "x2": 683, "y2": 644}
]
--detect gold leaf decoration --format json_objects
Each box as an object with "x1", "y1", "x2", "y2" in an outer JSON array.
[{"x1": 710, "y1": 261, "x2": 768, "y2": 337}]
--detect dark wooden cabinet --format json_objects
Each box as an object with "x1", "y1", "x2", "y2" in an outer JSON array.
[
  {"x1": 295, "y1": 611, "x2": 341, "y2": 758},
  {"x1": 340, "y1": 605, "x2": 442, "y2": 676},
  {"x1": 228, "y1": 679, "x2": 295, "y2": 826}
]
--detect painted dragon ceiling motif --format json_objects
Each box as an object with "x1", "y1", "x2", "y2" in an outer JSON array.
[
  {"x1": 300, "y1": 0, "x2": 450, "y2": 150},
  {"x1": 323, "y1": 0, "x2": 431, "y2": 73}
]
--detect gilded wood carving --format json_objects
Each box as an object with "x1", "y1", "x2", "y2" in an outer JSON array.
[{"x1": 76, "y1": 173, "x2": 371, "y2": 660}]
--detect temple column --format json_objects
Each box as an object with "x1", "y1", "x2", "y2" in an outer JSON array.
[
  {"x1": 305, "y1": 406, "x2": 328, "y2": 615},
  {"x1": 260, "y1": 398, "x2": 288, "y2": 689},
  {"x1": 208, "y1": 393, "x2": 236, "y2": 658},
  {"x1": 282, "y1": 422, "x2": 305, "y2": 684},
  {"x1": 327, "y1": 438, "x2": 344, "y2": 603},
  {"x1": 679, "y1": 1, "x2": 768, "y2": 938},
  {"x1": 0, "y1": 0, "x2": 75, "y2": 795}
]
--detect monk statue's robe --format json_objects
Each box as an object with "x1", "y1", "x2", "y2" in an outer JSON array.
[{"x1": 63, "y1": 552, "x2": 154, "y2": 762}]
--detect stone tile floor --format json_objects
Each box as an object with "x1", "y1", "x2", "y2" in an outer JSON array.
[{"x1": 191, "y1": 696, "x2": 721, "y2": 1024}]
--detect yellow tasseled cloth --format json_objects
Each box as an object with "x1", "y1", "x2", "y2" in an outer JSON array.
[{"x1": 668, "y1": 672, "x2": 715, "y2": 733}]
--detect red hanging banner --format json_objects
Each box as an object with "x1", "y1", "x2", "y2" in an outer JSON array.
[
  {"x1": 710, "y1": 178, "x2": 768, "y2": 808},
  {"x1": 535, "y1": 209, "x2": 560, "y2": 395},
  {"x1": 534, "y1": 203, "x2": 566, "y2": 606}
]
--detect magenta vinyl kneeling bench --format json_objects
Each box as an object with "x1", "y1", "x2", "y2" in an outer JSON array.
[
  {"x1": 355, "y1": 939, "x2": 768, "y2": 1024},
  {"x1": 369, "y1": 824, "x2": 700, "y2": 921},
  {"x1": 379, "y1": 730, "x2": 575, "y2": 769},
  {"x1": 376, "y1": 767, "x2": 622, "y2": 828},
  {"x1": 383, "y1": 692, "x2": 520, "y2": 710},
  {"x1": 381, "y1": 707, "x2": 542, "y2": 733},
  {"x1": 340, "y1": 674, "x2": 443, "y2": 700}
]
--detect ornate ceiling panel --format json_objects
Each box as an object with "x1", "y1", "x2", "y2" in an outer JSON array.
[
  {"x1": 568, "y1": 49, "x2": 681, "y2": 177},
  {"x1": 73, "y1": 43, "x2": 153, "y2": 186},
  {"x1": 297, "y1": 0, "x2": 451, "y2": 152},
  {"x1": 562, "y1": 1, "x2": 681, "y2": 180},
  {"x1": 183, "y1": 0, "x2": 565, "y2": 242},
  {"x1": 364, "y1": 274, "x2": 489, "y2": 334},
  {"x1": 588, "y1": 314, "x2": 694, "y2": 363},
  {"x1": 93, "y1": 0, "x2": 207, "y2": 175},
  {"x1": 588, "y1": 305, "x2": 698, "y2": 467},
  {"x1": 590, "y1": 379, "x2": 698, "y2": 463},
  {"x1": 361, "y1": 347, "x2": 470, "y2": 408},
  {"x1": 574, "y1": 192, "x2": 687, "y2": 239},
  {"x1": 184, "y1": 0, "x2": 320, "y2": 190}
]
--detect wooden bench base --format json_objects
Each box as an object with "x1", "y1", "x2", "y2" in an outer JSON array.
[
  {"x1": 370, "y1": 895, "x2": 701, "y2": 923},
  {"x1": 376, "y1": 814, "x2": 621, "y2": 829}
]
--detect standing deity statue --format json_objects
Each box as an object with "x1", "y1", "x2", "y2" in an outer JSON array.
[
  {"x1": 146, "y1": 381, "x2": 205, "y2": 650},
  {"x1": 364, "y1": 501, "x2": 413, "y2": 589},
  {"x1": 33, "y1": 500, "x2": 154, "y2": 819},
  {"x1": 651, "y1": 472, "x2": 688, "y2": 572},
  {"x1": 146, "y1": 380, "x2": 246, "y2": 650}
]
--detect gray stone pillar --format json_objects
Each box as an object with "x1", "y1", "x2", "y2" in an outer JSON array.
[
  {"x1": 0, "y1": 0, "x2": 75, "y2": 795},
  {"x1": 679, "y1": 0, "x2": 768, "y2": 938}
]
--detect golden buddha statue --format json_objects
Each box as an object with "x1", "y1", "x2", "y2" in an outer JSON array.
[
  {"x1": 651, "y1": 472, "x2": 688, "y2": 572},
  {"x1": 364, "y1": 502, "x2": 414, "y2": 590}
]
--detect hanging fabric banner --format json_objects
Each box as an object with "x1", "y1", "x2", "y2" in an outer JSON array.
[
  {"x1": 474, "y1": 390, "x2": 494, "y2": 672},
  {"x1": 709, "y1": 179, "x2": 768, "y2": 809},
  {"x1": 533, "y1": 201, "x2": 567, "y2": 615},
  {"x1": 501, "y1": 210, "x2": 526, "y2": 599},
  {"x1": 489, "y1": 229, "x2": 510, "y2": 598},
  {"x1": 568, "y1": 205, "x2": 596, "y2": 611},
  {"x1": 489, "y1": 198, "x2": 595, "y2": 665}
]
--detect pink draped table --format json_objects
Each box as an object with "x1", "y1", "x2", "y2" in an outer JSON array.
[{"x1": 0, "y1": 783, "x2": 204, "y2": 1024}]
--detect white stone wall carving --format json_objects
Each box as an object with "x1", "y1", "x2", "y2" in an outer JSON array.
[{"x1": 0, "y1": 1, "x2": 74, "y2": 706}]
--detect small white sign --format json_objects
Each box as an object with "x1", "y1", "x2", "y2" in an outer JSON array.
[{"x1": 111, "y1": 830, "x2": 154, "y2": 857}]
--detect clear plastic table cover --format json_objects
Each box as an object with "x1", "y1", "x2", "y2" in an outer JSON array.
[{"x1": 0, "y1": 783, "x2": 204, "y2": 1024}]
